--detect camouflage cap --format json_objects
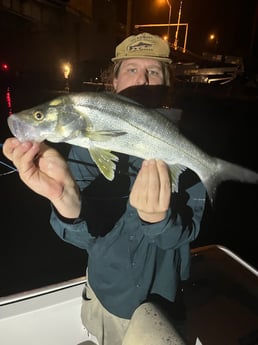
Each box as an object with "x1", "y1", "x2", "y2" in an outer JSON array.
[{"x1": 112, "y1": 33, "x2": 172, "y2": 64}]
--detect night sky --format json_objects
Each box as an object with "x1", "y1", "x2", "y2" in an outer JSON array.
[
  {"x1": 114, "y1": 0, "x2": 258, "y2": 65},
  {"x1": 0, "y1": 0, "x2": 257, "y2": 74}
]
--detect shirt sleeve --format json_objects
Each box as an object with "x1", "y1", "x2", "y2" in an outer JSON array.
[
  {"x1": 49, "y1": 145, "x2": 99, "y2": 249},
  {"x1": 140, "y1": 180, "x2": 207, "y2": 250},
  {"x1": 50, "y1": 207, "x2": 96, "y2": 250},
  {"x1": 49, "y1": 146, "x2": 131, "y2": 250}
]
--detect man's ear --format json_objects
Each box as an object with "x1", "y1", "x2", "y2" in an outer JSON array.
[{"x1": 113, "y1": 78, "x2": 118, "y2": 91}]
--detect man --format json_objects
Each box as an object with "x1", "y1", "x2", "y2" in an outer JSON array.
[{"x1": 3, "y1": 33, "x2": 206, "y2": 345}]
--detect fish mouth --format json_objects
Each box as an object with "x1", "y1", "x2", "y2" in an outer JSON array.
[{"x1": 7, "y1": 115, "x2": 45, "y2": 142}]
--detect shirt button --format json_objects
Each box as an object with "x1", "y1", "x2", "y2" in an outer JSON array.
[
  {"x1": 129, "y1": 235, "x2": 135, "y2": 240},
  {"x1": 131, "y1": 262, "x2": 136, "y2": 267},
  {"x1": 136, "y1": 283, "x2": 141, "y2": 288}
]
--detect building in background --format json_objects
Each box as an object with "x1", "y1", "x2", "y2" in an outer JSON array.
[{"x1": 0, "y1": 0, "x2": 117, "y2": 85}]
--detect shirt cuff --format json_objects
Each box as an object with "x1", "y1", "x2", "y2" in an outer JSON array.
[
  {"x1": 51, "y1": 204, "x2": 84, "y2": 225},
  {"x1": 140, "y1": 209, "x2": 171, "y2": 237}
]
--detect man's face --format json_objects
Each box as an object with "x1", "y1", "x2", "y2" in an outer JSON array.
[{"x1": 113, "y1": 58, "x2": 164, "y2": 93}]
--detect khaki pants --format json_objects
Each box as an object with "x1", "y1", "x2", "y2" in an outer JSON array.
[
  {"x1": 81, "y1": 282, "x2": 186, "y2": 345},
  {"x1": 81, "y1": 282, "x2": 130, "y2": 345}
]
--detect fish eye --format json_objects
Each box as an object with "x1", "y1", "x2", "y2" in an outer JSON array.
[{"x1": 33, "y1": 111, "x2": 45, "y2": 121}]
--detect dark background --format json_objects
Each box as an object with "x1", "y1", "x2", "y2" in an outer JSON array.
[{"x1": 0, "y1": 0, "x2": 258, "y2": 297}]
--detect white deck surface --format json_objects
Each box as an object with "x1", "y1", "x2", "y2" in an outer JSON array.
[{"x1": 0, "y1": 278, "x2": 98, "y2": 345}]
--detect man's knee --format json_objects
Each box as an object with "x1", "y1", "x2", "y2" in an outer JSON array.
[{"x1": 122, "y1": 302, "x2": 187, "y2": 345}]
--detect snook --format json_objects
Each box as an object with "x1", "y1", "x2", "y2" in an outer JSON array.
[{"x1": 7, "y1": 91, "x2": 258, "y2": 203}]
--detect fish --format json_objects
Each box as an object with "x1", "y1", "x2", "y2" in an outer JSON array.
[{"x1": 7, "y1": 91, "x2": 258, "y2": 203}]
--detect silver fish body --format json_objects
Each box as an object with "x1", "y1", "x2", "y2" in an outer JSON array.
[{"x1": 7, "y1": 91, "x2": 258, "y2": 203}]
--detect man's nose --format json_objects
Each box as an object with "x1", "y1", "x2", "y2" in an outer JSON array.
[{"x1": 136, "y1": 71, "x2": 149, "y2": 85}]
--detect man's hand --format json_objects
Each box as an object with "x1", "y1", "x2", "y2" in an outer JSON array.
[
  {"x1": 3, "y1": 138, "x2": 81, "y2": 218},
  {"x1": 129, "y1": 159, "x2": 171, "y2": 223}
]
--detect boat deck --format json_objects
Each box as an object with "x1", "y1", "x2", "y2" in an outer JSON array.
[{"x1": 0, "y1": 245, "x2": 257, "y2": 345}]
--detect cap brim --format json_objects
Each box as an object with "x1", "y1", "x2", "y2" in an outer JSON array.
[{"x1": 111, "y1": 56, "x2": 172, "y2": 64}]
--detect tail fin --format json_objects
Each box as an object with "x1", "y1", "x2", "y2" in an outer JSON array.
[{"x1": 204, "y1": 158, "x2": 258, "y2": 205}]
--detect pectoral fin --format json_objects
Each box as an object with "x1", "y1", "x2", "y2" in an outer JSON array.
[
  {"x1": 89, "y1": 147, "x2": 119, "y2": 181},
  {"x1": 169, "y1": 164, "x2": 187, "y2": 193}
]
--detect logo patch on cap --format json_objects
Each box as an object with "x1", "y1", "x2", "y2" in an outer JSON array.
[{"x1": 128, "y1": 41, "x2": 153, "y2": 52}]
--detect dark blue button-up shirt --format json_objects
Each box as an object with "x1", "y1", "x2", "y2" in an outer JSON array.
[{"x1": 50, "y1": 142, "x2": 207, "y2": 319}]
